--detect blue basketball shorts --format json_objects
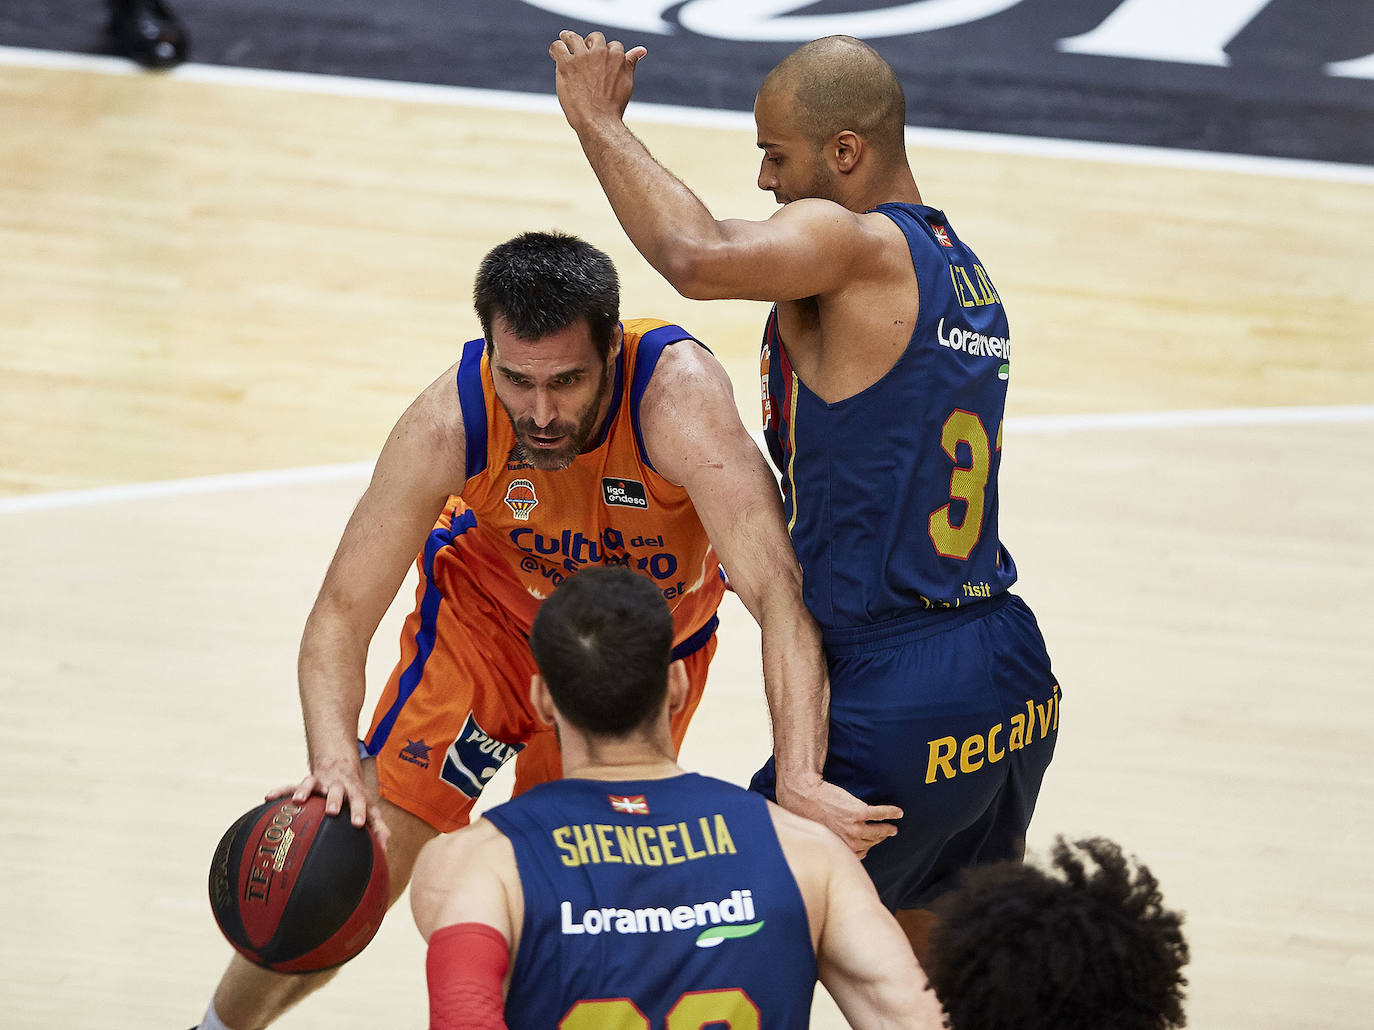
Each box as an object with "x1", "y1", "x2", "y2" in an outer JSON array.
[{"x1": 750, "y1": 593, "x2": 1059, "y2": 911}]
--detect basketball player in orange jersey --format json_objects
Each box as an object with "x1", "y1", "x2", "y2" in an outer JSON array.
[
  {"x1": 550, "y1": 32, "x2": 1062, "y2": 967},
  {"x1": 191, "y1": 231, "x2": 900, "y2": 1030}
]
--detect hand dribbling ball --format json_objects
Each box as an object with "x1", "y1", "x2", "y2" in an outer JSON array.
[{"x1": 208, "y1": 794, "x2": 390, "y2": 973}]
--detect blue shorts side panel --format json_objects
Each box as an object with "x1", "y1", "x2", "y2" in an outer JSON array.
[{"x1": 750, "y1": 594, "x2": 1059, "y2": 910}]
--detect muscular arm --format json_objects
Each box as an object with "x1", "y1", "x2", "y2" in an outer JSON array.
[
  {"x1": 411, "y1": 821, "x2": 523, "y2": 1030},
  {"x1": 410, "y1": 819, "x2": 521, "y2": 944},
  {"x1": 771, "y1": 805, "x2": 945, "y2": 1030},
  {"x1": 292, "y1": 368, "x2": 466, "y2": 838},
  {"x1": 817, "y1": 839, "x2": 947, "y2": 1029},
  {"x1": 549, "y1": 31, "x2": 869, "y2": 302},
  {"x1": 640, "y1": 343, "x2": 899, "y2": 854}
]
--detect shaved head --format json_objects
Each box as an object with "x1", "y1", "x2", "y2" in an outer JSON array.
[{"x1": 759, "y1": 36, "x2": 907, "y2": 160}]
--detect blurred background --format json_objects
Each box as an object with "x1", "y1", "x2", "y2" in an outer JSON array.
[{"x1": 1, "y1": 2, "x2": 1371, "y2": 1028}]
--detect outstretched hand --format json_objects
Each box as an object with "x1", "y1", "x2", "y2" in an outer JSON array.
[
  {"x1": 777, "y1": 776, "x2": 903, "y2": 859},
  {"x1": 267, "y1": 754, "x2": 391, "y2": 851},
  {"x1": 549, "y1": 29, "x2": 647, "y2": 130}
]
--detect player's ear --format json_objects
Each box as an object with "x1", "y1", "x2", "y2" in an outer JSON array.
[
  {"x1": 530, "y1": 674, "x2": 557, "y2": 726},
  {"x1": 832, "y1": 130, "x2": 862, "y2": 173},
  {"x1": 665, "y1": 660, "x2": 689, "y2": 718},
  {"x1": 607, "y1": 323, "x2": 623, "y2": 363}
]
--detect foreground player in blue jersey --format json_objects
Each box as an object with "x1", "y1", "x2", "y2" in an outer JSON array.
[
  {"x1": 550, "y1": 31, "x2": 1061, "y2": 963},
  {"x1": 409, "y1": 567, "x2": 943, "y2": 1030}
]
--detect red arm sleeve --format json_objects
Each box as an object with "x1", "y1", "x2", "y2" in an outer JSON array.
[{"x1": 426, "y1": 922, "x2": 511, "y2": 1030}]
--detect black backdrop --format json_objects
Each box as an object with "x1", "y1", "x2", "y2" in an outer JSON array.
[{"x1": 4, "y1": 0, "x2": 1372, "y2": 164}]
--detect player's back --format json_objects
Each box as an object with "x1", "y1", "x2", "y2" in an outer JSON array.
[
  {"x1": 762, "y1": 202, "x2": 1019, "y2": 627},
  {"x1": 483, "y1": 772, "x2": 817, "y2": 1028}
]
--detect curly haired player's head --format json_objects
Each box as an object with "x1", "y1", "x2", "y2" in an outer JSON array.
[{"x1": 926, "y1": 837, "x2": 1189, "y2": 1030}]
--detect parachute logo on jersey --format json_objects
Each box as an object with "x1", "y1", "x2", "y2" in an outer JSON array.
[{"x1": 504, "y1": 479, "x2": 538, "y2": 520}]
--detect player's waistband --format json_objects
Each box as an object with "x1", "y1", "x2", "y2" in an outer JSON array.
[
  {"x1": 821, "y1": 593, "x2": 1012, "y2": 657},
  {"x1": 672, "y1": 613, "x2": 719, "y2": 660}
]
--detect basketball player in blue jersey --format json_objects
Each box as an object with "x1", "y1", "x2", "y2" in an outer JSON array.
[
  {"x1": 550, "y1": 31, "x2": 1062, "y2": 964},
  {"x1": 410, "y1": 566, "x2": 944, "y2": 1030}
]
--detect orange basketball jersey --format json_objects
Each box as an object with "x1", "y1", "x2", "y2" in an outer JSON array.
[{"x1": 445, "y1": 318, "x2": 725, "y2": 650}]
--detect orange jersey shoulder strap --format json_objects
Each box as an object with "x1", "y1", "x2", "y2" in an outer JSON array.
[{"x1": 443, "y1": 320, "x2": 724, "y2": 646}]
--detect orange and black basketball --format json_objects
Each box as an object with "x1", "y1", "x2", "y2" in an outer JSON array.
[{"x1": 208, "y1": 794, "x2": 389, "y2": 973}]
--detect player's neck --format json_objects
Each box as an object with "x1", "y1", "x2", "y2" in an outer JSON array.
[
  {"x1": 847, "y1": 168, "x2": 922, "y2": 213},
  {"x1": 562, "y1": 735, "x2": 683, "y2": 782},
  {"x1": 571, "y1": 759, "x2": 683, "y2": 782}
]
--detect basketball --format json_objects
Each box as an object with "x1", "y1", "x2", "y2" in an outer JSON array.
[{"x1": 208, "y1": 794, "x2": 390, "y2": 973}]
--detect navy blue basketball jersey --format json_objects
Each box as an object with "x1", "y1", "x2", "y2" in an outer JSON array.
[
  {"x1": 482, "y1": 772, "x2": 816, "y2": 1029},
  {"x1": 761, "y1": 203, "x2": 1019, "y2": 627}
]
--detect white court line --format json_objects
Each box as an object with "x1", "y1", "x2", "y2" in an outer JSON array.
[
  {"x1": 2, "y1": 45, "x2": 1372, "y2": 185},
  {"x1": 1008, "y1": 403, "x2": 1374, "y2": 433},
  {"x1": 2, "y1": 405, "x2": 1370, "y2": 515},
  {"x1": 0, "y1": 462, "x2": 373, "y2": 514}
]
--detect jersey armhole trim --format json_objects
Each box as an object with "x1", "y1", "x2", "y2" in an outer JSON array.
[
  {"x1": 457, "y1": 337, "x2": 489, "y2": 480},
  {"x1": 629, "y1": 324, "x2": 702, "y2": 472}
]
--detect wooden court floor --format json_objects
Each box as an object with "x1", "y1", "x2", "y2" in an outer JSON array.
[{"x1": 1, "y1": 56, "x2": 1372, "y2": 1029}]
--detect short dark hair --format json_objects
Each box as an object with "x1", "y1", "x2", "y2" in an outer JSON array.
[
  {"x1": 529, "y1": 566, "x2": 673, "y2": 737},
  {"x1": 472, "y1": 231, "x2": 620, "y2": 361},
  {"x1": 762, "y1": 36, "x2": 907, "y2": 160},
  {"x1": 927, "y1": 837, "x2": 1189, "y2": 1030}
]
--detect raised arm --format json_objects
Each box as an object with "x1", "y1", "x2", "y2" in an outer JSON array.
[
  {"x1": 549, "y1": 30, "x2": 869, "y2": 302},
  {"x1": 289, "y1": 368, "x2": 466, "y2": 842},
  {"x1": 639, "y1": 342, "x2": 900, "y2": 854}
]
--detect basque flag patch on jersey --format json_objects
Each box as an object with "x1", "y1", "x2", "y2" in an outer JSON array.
[{"x1": 608, "y1": 794, "x2": 650, "y2": 815}]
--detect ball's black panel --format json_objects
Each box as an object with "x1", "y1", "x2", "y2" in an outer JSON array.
[
  {"x1": 258, "y1": 809, "x2": 375, "y2": 965},
  {"x1": 208, "y1": 802, "x2": 268, "y2": 953}
]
